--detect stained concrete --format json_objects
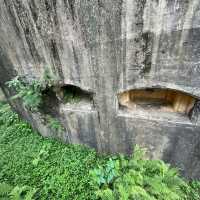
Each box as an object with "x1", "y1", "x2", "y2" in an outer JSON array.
[
  {"x1": 0, "y1": 89, "x2": 5, "y2": 101},
  {"x1": 0, "y1": 0, "x2": 200, "y2": 179}
]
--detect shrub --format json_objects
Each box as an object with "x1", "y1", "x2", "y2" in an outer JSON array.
[
  {"x1": 6, "y1": 76, "x2": 43, "y2": 111},
  {"x1": 0, "y1": 182, "x2": 37, "y2": 200},
  {"x1": 90, "y1": 145, "x2": 199, "y2": 200},
  {"x1": 182, "y1": 181, "x2": 200, "y2": 200},
  {"x1": 6, "y1": 68, "x2": 59, "y2": 111}
]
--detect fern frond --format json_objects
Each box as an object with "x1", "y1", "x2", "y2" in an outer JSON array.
[
  {"x1": 96, "y1": 188, "x2": 115, "y2": 200},
  {"x1": 0, "y1": 183, "x2": 12, "y2": 197},
  {"x1": 24, "y1": 188, "x2": 37, "y2": 200},
  {"x1": 10, "y1": 185, "x2": 29, "y2": 200}
]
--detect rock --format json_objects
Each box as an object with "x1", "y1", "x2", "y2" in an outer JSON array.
[{"x1": 0, "y1": 0, "x2": 200, "y2": 179}]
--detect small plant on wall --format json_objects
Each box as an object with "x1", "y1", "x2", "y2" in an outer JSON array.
[
  {"x1": 63, "y1": 88, "x2": 81, "y2": 104},
  {"x1": 6, "y1": 68, "x2": 60, "y2": 111},
  {"x1": 6, "y1": 76, "x2": 43, "y2": 111},
  {"x1": 6, "y1": 69, "x2": 66, "y2": 134},
  {"x1": 46, "y1": 115, "x2": 64, "y2": 133}
]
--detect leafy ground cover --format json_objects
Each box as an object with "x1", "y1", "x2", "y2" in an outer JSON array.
[
  {"x1": 0, "y1": 103, "x2": 106, "y2": 199},
  {"x1": 0, "y1": 102, "x2": 200, "y2": 200}
]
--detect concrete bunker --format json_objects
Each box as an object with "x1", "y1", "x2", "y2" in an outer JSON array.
[
  {"x1": 118, "y1": 88, "x2": 198, "y2": 120},
  {"x1": 60, "y1": 85, "x2": 93, "y2": 105},
  {"x1": 41, "y1": 84, "x2": 94, "y2": 114}
]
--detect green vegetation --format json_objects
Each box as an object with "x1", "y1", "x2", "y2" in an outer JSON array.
[
  {"x1": 46, "y1": 115, "x2": 64, "y2": 132},
  {"x1": 6, "y1": 76, "x2": 43, "y2": 111},
  {"x1": 63, "y1": 87, "x2": 81, "y2": 104},
  {"x1": 6, "y1": 69, "x2": 64, "y2": 133},
  {"x1": 6, "y1": 68, "x2": 59, "y2": 111},
  {"x1": 0, "y1": 183, "x2": 37, "y2": 200},
  {"x1": 0, "y1": 103, "x2": 104, "y2": 199},
  {"x1": 90, "y1": 146, "x2": 199, "y2": 200},
  {"x1": 0, "y1": 102, "x2": 200, "y2": 200}
]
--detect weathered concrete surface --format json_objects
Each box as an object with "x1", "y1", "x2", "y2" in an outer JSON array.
[
  {"x1": 0, "y1": 0, "x2": 200, "y2": 179},
  {"x1": 0, "y1": 89, "x2": 5, "y2": 101}
]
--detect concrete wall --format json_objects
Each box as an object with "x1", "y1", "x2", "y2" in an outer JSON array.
[
  {"x1": 0, "y1": 89, "x2": 5, "y2": 101},
  {"x1": 0, "y1": 0, "x2": 200, "y2": 179}
]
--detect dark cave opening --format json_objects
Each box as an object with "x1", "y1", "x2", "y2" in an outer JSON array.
[
  {"x1": 40, "y1": 87, "x2": 60, "y2": 117},
  {"x1": 60, "y1": 85, "x2": 93, "y2": 105},
  {"x1": 40, "y1": 84, "x2": 94, "y2": 113}
]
